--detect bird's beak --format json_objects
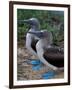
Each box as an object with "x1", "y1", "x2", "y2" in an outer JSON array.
[
  {"x1": 18, "y1": 20, "x2": 29, "y2": 24},
  {"x1": 28, "y1": 31, "x2": 44, "y2": 38},
  {"x1": 23, "y1": 20, "x2": 29, "y2": 23}
]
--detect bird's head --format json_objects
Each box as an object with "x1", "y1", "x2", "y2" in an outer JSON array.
[
  {"x1": 28, "y1": 30, "x2": 52, "y2": 39},
  {"x1": 18, "y1": 18, "x2": 40, "y2": 29},
  {"x1": 28, "y1": 30, "x2": 53, "y2": 44}
]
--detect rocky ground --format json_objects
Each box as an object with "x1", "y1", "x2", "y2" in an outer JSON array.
[{"x1": 17, "y1": 44, "x2": 64, "y2": 81}]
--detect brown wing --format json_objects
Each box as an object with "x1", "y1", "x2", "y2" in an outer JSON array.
[
  {"x1": 31, "y1": 39, "x2": 38, "y2": 52},
  {"x1": 43, "y1": 48, "x2": 64, "y2": 67}
]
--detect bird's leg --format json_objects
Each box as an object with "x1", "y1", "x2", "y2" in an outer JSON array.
[{"x1": 36, "y1": 43, "x2": 58, "y2": 71}]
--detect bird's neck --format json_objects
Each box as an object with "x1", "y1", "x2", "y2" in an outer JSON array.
[
  {"x1": 30, "y1": 25, "x2": 40, "y2": 31},
  {"x1": 36, "y1": 38, "x2": 52, "y2": 56}
]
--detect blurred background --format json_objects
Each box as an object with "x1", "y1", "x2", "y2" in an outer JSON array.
[{"x1": 17, "y1": 9, "x2": 64, "y2": 47}]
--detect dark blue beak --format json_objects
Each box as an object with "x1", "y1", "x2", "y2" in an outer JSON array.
[{"x1": 18, "y1": 20, "x2": 29, "y2": 24}]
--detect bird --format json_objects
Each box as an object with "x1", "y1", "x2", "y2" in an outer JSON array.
[
  {"x1": 18, "y1": 18, "x2": 40, "y2": 57},
  {"x1": 28, "y1": 30, "x2": 64, "y2": 71}
]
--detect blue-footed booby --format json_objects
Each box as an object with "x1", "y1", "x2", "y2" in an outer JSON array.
[
  {"x1": 19, "y1": 18, "x2": 40, "y2": 56},
  {"x1": 28, "y1": 30, "x2": 64, "y2": 71}
]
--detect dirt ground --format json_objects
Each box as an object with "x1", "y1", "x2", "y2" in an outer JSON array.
[{"x1": 17, "y1": 45, "x2": 64, "y2": 80}]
